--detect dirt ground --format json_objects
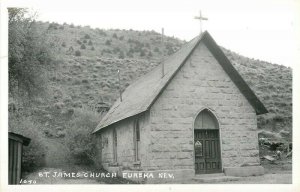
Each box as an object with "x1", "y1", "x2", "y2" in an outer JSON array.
[
  {"x1": 218, "y1": 171, "x2": 292, "y2": 184},
  {"x1": 24, "y1": 161, "x2": 292, "y2": 184},
  {"x1": 23, "y1": 137, "x2": 292, "y2": 184}
]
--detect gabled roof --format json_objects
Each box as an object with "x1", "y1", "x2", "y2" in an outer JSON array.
[{"x1": 93, "y1": 31, "x2": 268, "y2": 133}]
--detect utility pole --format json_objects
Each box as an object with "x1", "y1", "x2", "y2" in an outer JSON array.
[
  {"x1": 161, "y1": 28, "x2": 165, "y2": 78},
  {"x1": 117, "y1": 70, "x2": 122, "y2": 102},
  {"x1": 194, "y1": 10, "x2": 208, "y2": 34}
]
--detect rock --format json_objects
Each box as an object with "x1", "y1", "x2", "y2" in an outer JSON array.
[
  {"x1": 56, "y1": 126, "x2": 63, "y2": 131},
  {"x1": 45, "y1": 114, "x2": 52, "y2": 120},
  {"x1": 286, "y1": 151, "x2": 292, "y2": 158},
  {"x1": 279, "y1": 130, "x2": 290, "y2": 138},
  {"x1": 56, "y1": 130, "x2": 66, "y2": 138},
  {"x1": 8, "y1": 102, "x2": 16, "y2": 112},
  {"x1": 44, "y1": 129, "x2": 53, "y2": 137},
  {"x1": 54, "y1": 102, "x2": 65, "y2": 109},
  {"x1": 263, "y1": 155, "x2": 275, "y2": 162}
]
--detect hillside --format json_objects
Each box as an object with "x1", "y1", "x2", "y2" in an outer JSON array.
[{"x1": 35, "y1": 21, "x2": 292, "y2": 134}]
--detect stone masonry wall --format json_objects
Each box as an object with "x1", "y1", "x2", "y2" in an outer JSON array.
[
  {"x1": 148, "y1": 42, "x2": 260, "y2": 171},
  {"x1": 100, "y1": 112, "x2": 151, "y2": 170}
]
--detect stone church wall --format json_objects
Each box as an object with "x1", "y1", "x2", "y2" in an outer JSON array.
[
  {"x1": 148, "y1": 42, "x2": 260, "y2": 174},
  {"x1": 99, "y1": 112, "x2": 151, "y2": 172}
]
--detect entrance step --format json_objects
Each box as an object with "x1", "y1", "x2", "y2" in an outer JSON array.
[{"x1": 193, "y1": 173, "x2": 240, "y2": 183}]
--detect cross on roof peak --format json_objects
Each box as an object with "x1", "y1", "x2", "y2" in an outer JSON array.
[{"x1": 194, "y1": 10, "x2": 208, "y2": 34}]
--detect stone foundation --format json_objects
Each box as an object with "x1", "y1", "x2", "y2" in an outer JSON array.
[{"x1": 224, "y1": 166, "x2": 264, "y2": 177}]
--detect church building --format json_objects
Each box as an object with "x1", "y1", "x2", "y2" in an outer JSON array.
[{"x1": 92, "y1": 31, "x2": 268, "y2": 183}]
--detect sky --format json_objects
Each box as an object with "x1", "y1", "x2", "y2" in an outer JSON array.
[{"x1": 2, "y1": 0, "x2": 300, "y2": 67}]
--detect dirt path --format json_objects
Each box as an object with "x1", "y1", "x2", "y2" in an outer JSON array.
[
  {"x1": 24, "y1": 168, "x2": 101, "y2": 184},
  {"x1": 24, "y1": 138, "x2": 101, "y2": 184},
  {"x1": 218, "y1": 171, "x2": 292, "y2": 184},
  {"x1": 44, "y1": 138, "x2": 73, "y2": 168}
]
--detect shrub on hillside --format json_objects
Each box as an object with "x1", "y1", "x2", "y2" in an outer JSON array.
[
  {"x1": 140, "y1": 49, "x2": 146, "y2": 57},
  {"x1": 84, "y1": 34, "x2": 90, "y2": 39},
  {"x1": 119, "y1": 51, "x2": 125, "y2": 59},
  {"x1": 64, "y1": 108, "x2": 100, "y2": 165},
  {"x1": 88, "y1": 40, "x2": 93, "y2": 45},
  {"x1": 75, "y1": 50, "x2": 81, "y2": 56},
  {"x1": 105, "y1": 39, "x2": 112, "y2": 45},
  {"x1": 81, "y1": 44, "x2": 86, "y2": 49},
  {"x1": 126, "y1": 51, "x2": 133, "y2": 58}
]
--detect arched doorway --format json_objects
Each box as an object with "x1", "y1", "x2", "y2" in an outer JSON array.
[{"x1": 194, "y1": 109, "x2": 221, "y2": 174}]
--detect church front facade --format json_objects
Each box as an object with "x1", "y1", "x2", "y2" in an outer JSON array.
[{"x1": 93, "y1": 32, "x2": 267, "y2": 183}]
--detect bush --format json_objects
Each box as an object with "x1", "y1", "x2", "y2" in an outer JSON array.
[
  {"x1": 75, "y1": 50, "x2": 81, "y2": 56},
  {"x1": 80, "y1": 44, "x2": 86, "y2": 49},
  {"x1": 112, "y1": 33, "x2": 118, "y2": 39},
  {"x1": 126, "y1": 51, "x2": 133, "y2": 58},
  {"x1": 97, "y1": 29, "x2": 107, "y2": 36},
  {"x1": 61, "y1": 42, "x2": 66, "y2": 47},
  {"x1": 105, "y1": 39, "x2": 112, "y2": 45},
  {"x1": 88, "y1": 40, "x2": 93, "y2": 45},
  {"x1": 119, "y1": 51, "x2": 125, "y2": 59},
  {"x1": 9, "y1": 113, "x2": 46, "y2": 172},
  {"x1": 64, "y1": 108, "x2": 100, "y2": 165},
  {"x1": 273, "y1": 115, "x2": 284, "y2": 122},
  {"x1": 84, "y1": 34, "x2": 90, "y2": 39},
  {"x1": 83, "y1": 39, "x2": 87, "y2": 43},
  {"x1": 8, "y1": 8, "x2": 55, "y2": 99},
  {"x1": 140, "y1": 49, "x2": 146, "y2": 57}
]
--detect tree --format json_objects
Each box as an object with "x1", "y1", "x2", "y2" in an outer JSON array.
[{"x1": 8, "y1": 8, "x2": 55, "y2": 101}]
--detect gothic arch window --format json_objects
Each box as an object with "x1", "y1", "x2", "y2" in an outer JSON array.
[{"x1": 194, "y1": 109, "x2": 219, "y2": 130}]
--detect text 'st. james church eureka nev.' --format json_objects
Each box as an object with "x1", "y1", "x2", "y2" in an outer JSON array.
[{"x1": 92, "y1": 31, "x2": 268, "y2": 183}]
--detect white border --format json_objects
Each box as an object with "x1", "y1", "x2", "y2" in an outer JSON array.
[{"x1": 1, "y1": 0, "x2": 299, "y2": 192}]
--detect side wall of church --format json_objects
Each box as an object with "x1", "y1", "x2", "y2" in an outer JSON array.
[{"x1": 99, "y1": 112, "x2": 152, "y2": 171}]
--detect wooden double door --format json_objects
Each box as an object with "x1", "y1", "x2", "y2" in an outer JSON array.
[{"x1": 194, "y1": 129, "x2": 221, "y2": 174}]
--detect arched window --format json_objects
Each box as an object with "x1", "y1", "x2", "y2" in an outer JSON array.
[
  {"x1": 113, "y1": 128, "x2": 117, "y2": 162},
  {"x1": 133, "y1": 119, "x2": 140, "y2": 161},
  {"x1": 194, "y1": 109, "x2": 218, "y2": 129}
]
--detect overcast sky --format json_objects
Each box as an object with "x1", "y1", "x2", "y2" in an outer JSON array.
[{"x1": 4, "y1": 0, "x2": 300, "y2": 68}]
